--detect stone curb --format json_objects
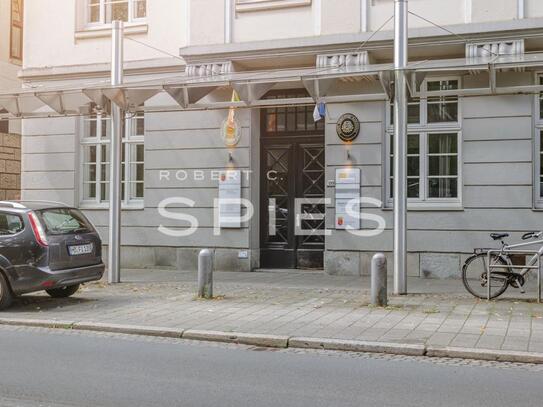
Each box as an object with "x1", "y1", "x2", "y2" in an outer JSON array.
[
  {"x1": 426, "y1": 346, "x2": 543, "y2": 364},
  {"x1": 183, "y1": 329, "x2": 289, "y2": 348},
  {"x1": 288, "y1": 337, "x2": 426, "y2": 356},
  {"x1": 0, "y1": 318, "x2": 76, "y2": 329},
  {"x1": 72, "y1": 322, "x2": 184, "y2": 338},
  {"x1": 1, "y1": 318, "x2": 542, "y2": 364}
]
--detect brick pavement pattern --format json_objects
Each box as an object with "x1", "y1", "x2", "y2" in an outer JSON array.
[{"x1": 2, "y1": 269, "x2": 542, "y2": 354}]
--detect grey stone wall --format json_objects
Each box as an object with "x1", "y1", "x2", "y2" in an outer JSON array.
[{"x1": 0, "y1": 132, "x2": 21, "y2": 200}]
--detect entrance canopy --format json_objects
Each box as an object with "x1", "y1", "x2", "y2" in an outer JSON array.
[{"x1": 3, "y1": 52, "x2": 543, "y2": 119}]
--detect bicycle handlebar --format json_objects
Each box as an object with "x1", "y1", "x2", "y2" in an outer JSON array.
[{"x1": 522, "y1": 231, "x2": 543, "y2": 240}]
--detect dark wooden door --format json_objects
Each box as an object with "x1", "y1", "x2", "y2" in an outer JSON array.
[
  {"x1": 260, "y1": 138, "x2": 325, "y2": 269},
  {"x1": 259, "y1": 90, "x2": 325, "y2": 269}
]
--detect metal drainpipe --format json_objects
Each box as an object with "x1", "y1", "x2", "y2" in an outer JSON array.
[
  {"x1": 393, "y1": 0, "x2": 408, "y2": 295},
  {"x1": 108, "y1": 20, "x2": 124, "y2": 284}
]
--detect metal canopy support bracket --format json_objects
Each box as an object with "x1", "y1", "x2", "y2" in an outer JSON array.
[
  {"x1": 302, "y1": 78, "x2": 336, "y2": 100},
  {"x1": 163, "y1": 85, "x2": 218, "y2": 108},
  {"x1": 231, "y1": 82, "x2": 275, "y2": 104},
  {"x1": 82, "y1": 89, "x2": 110, "y2": 114},
  {"x1": 0, "y1": 95, "x2": 22, "y2": 116},
  {"x1": 34, "y1": 91, "x2": 93, "y2": 115},
  {"x1": 102, "y1": 87, "x2": 160, "y2": 111}
]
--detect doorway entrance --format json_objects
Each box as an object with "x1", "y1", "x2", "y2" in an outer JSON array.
[{"x1": 260, "y1": 90, "x2": 325, "y2": 269}]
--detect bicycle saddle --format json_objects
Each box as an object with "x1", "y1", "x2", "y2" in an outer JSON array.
[{"x1": 490, "y1": 233, "x2": 509, "y2": 240}]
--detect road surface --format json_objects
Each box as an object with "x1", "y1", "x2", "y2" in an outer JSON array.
[{"x1": 0, "y1": 325, "x2": 540, "y2": 407}]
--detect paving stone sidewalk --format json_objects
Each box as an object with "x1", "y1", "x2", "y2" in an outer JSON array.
[{"x1": 2, "y1": 269, "x2": 543, "y2": 354}]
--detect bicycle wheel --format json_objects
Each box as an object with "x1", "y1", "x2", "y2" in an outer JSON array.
[{"x1": 462, "y1": 253, "x2": 509, "y2": 299}]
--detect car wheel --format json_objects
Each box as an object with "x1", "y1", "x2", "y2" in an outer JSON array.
[
  {"x1": 0, "y1": 272, "x2": 14, "y2": 310},
  {"x1": 45, "y1": 284, "x2": 80, "y2": 298}
]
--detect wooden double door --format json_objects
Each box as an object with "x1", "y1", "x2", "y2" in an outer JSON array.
[{"x1": 260, "y1": 136, "x2": 325, "y2": 269}]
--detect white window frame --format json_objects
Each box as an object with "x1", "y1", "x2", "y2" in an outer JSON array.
[
  {"x1": 85, "y1": 0, "x2": 147, "y2": 28},
  {"x1": 534, "y1": 72, "x2": 543, "y2": 208},
  {"x1": 385, "y1": 76, "x2": 463, "y2": 209},
  {"x1": 79, "y1": 111, "x2": 145, "y2": 209}
]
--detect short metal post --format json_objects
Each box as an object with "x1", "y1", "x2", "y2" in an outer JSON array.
[
  {"x1": 487, "y1": 251, "x2": 491, "y2": 300},
  {"x1": 371, "y1": 253, "x2": 387, "y2": 307},
  {"x1": 538, "y1": 255, "x2": 541, "y2": 304},
  {"x1": 198, "y1": 249, "x2": 213, "y2": 299}
]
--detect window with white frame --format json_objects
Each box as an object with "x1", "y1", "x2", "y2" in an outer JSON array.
[
  {"x1": 386, "y1": 77, "x2": 461, "y2": 205},
  {"x1": 87, "y1": 0, "x2": 146, "y2": 25},
  {"x1": 80, "y1": 106, "x2": 144, "y2": 207}
]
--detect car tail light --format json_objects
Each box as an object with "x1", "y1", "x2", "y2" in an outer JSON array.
[{"x1": 28, "y1": 211, "x2": 48, "y2": 247}]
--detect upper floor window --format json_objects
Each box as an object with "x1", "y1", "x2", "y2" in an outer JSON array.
[
  {"x1": 10, "y1": 0, "x2": 23, "y2": 61},
  {"x1": 88, "y1": 0, "x2": 146, "y2": 25}
]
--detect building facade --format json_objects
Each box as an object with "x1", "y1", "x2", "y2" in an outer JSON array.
[
  {"x1": 0, "y1": 0, "x2": 22, "y2": 200},
  {"x1": 16, "y1": 0, "x2": 543, "y2": 278}
]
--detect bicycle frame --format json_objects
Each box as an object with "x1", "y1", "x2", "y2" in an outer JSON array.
[{"x1": 486, "y1": 238, "x2": 543, "y2": 302}]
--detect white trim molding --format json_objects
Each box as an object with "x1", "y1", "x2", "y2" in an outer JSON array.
[
  {"x1": 236, "y1": 0, "x2": 311, "y2": 13},
  {"x1": 464, "y1": 0, "x2": 472, "y2": 24}
]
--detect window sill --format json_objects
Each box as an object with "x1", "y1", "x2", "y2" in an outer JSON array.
[
  {"x1": 236, "y1": 0, "x2": 311, "y2": 13},
  {"x1": 383, "y1": 204, "x2": 464, "y2": 212},
  {"x1": 79, "y1": 203, "x2": 144, "y2": 211},
  {"x1": 75, "y1": 22, "x2": 148, "y2": 40}
]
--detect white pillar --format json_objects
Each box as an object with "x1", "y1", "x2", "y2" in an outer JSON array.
[
  {"x1": 393, "y1": 0, "x2": 408, "y2": 295},
  {"x1": 108, "y1": 20, "x2": 124, "y2": 284}
]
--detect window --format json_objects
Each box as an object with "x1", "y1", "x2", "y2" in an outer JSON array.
[
  {"x1": 388, "y1": 133, "x2": 460, "y2": 202},
  {"x1": 87, "y1": 0, "x2": 146, "y2": 25},
  {"x1": 0, "y1": 213, "x2": 24, "y2": 236},
  {"x1": 80, "y1": 107, "x2": 144, "y2": 207},
  {"x1": 427, "y1": 80, "x2": 459, "y2": 123},
  {"x1": 262, "y1": 90, "x2": 324, "y2": 135},
  {"x1": 388, "y1": 78, "x2": 460, "y2": 126},
  {"x1": 10, "y1": 0, "x2": 23, "y2": 61},
  {"x1": 36, "y1": 208, "x2": 93, "y2": 235},
  {"x1": 386, "y1": 77, "x2": 461, "y2": 206}
]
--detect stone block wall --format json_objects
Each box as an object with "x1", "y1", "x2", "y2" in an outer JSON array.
[{"x1": 0, "y1": 133, "x2": 21, "y2": 200}]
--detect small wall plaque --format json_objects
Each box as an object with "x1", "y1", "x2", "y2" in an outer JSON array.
[{"x1": 336, "y1": 113, "x2": 360, "y2": 143}]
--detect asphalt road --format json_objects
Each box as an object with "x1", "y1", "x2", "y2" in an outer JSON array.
[{"x1": 0, "y1": 326, "x2": 541, "y2": 407}]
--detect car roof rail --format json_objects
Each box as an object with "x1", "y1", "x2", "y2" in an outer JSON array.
[
  {"x1": 0, "y1": 201, "x2": 27, "y2": 209},
  {"x1": 13, "y1": 200, "x2": 70, "y2": 207}
]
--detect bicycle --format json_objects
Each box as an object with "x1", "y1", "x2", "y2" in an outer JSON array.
[{"x1": 462, "y1": 231, "x2": 543, "y2": 299}]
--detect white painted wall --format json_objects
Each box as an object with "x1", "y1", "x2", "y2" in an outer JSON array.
[{"x1": 23, "y1": 0, "x2": 188, "y2": 70}]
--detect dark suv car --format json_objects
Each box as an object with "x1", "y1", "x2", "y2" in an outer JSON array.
[{"x1": 0, "y1": 201, "x2": 105, "y2": 309}]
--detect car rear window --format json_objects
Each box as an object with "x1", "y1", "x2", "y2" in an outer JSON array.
[
  {"x1": 0, "y1": 213, "x2": 24, "y2": 235},
  {"x1": 37, "y1": 208, "x2": 94, "y2": 235}
]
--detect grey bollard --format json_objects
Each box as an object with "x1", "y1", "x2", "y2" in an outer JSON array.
[
  {"x1": 198, "y1": 249, "x2": 213, "y2": 299},
  {"x1": 371, "y1": 253, "x2": 387, "y2": 307}
]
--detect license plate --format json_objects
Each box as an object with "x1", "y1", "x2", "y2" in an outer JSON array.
[{"x1": 68, "y1": 243, "x2": 93, "y2": 256}]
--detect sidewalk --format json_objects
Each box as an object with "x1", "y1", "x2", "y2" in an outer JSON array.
[{"x1": 2, "y1": 269, "x2": 543, "y2": 363}]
